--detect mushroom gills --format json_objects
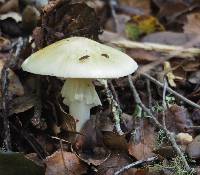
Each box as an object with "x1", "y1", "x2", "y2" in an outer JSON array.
[{"x1": 61, "y1": 79, "x2": 101, "y2": 131}]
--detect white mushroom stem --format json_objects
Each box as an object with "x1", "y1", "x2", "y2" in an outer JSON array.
[{"x1": 61, "y1": 79, "x2": 101, "y2": 131}]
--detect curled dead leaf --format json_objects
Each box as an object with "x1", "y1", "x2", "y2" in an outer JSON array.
[
  {"x1": 0, "y1": 60, "x2": 24, "y2": 97},
  {"x1": 44, "y1": 151, "x2": 87, "y2": 175}
]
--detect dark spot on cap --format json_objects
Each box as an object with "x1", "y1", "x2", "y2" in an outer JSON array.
[
  {"x1": 101, "y1": 53, "x2": 109, "y2": 58},
  {"x1": 79, "y1": 55, "x2": 90, "y2": 62}
]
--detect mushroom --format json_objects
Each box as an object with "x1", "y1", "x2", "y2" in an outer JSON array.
[{"x1": 21, "y1": 37, "x2": 138, "y2": 131}]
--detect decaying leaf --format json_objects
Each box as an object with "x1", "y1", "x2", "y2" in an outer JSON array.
[
  {"x1": 119, "y1": 0, "x2": 151, "y2": 15},
  {"x1": 0, "y1": 36, "x2": 11, "y2": 50},
  {"x1": 8, "y1": 95, "x2": 37, "y2": 115},
  {"x1": 184, "y1": 13, "x2": 200, "y2": 35},
  {"x1": 97, "y1": 153, "x2": 137, "y2": 175},
  {"x1": 125, "y1": 15, "x2": 164, "y2": 40},
  {"x1": 102, "y1": 131, "x2": 128, "y2": 152},
  {"x1": 0, "y1": 59, "x2": 24, "y2": 97},
  {"x1": 165, "y1": 105, "x2": 193, "y2": 133},
  {"x1": 186, "y1": 139, "x2": 200, "y2": 160},
  {"x1": 44, "y1": 151, "x2": 87, "y2": 175},
  {"x1": 163, "y1": 61, "x2": 183, "y2": 87},
  {"x1": 188, "y1": 71, "x2": 200, "y2": 84},
  {"x1": 128, "y1": 122, "x2": 156, "y2": 160},
  {"x1": 0, "y1": 151, "x2": 44, "y2": 175},
  {"x1": 0, "y1": 0, "x2": 19, "y2": 14}
]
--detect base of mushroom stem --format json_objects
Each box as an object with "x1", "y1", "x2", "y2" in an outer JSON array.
[{"x1": 69, "y1": 101, "x2": 91, "y2": 132}]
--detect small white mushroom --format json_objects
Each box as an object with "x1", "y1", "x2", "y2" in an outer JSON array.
[{"x1": 22, "y1": 37, "x2": 138, "y2": 131}]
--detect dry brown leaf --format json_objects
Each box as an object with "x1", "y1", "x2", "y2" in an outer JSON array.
[
  {"x1": 165, "y1": 105, "x2": 193, "y2": 133},
  {"x1": 186, "y1": 139, "x2": 200, "y2": 159},
  {"x1": 8, "y1": 95, "x2": 36, "y2": 115},
  {"x1": 44, "y1": 151, "x2": 87, "y2": 175},
  {"x1": 184, "y1": 13, "x2": 200, "y2": 35},
  {"x1": 128, "y1": 122, "x2": 156, "y2": 160},
  {"x1": 97, "y1": 153, "x2": 137, "y2": 175},
  {"x1": 158, "y1": 1, "x2": 188, "y2": 22},
  {"x1": 119, "y1": 0, "x2": 151, "y2": 15},
  {"x1": 0, "y1": 59, "x2": 24, "y2": 97},
  {"x1": 128, "y1": 142, "x2": 155, "y2": 160},
  {"x1": 0, "y1": 0, "x2": 19, "y2": 14},
  {"x1": 0, "y1": 36, "x2": 11, "y2": 50},
  {"x1": 126, "y1": 49, "x2": 160, "y2": 63},
  {"x1": 188, "y1": 71, "x2": 200, "y2": 84}
]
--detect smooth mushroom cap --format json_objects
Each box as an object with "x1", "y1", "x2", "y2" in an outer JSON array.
[{"x1": 22, "y1": 37, "x2": 138, "y2": 78}]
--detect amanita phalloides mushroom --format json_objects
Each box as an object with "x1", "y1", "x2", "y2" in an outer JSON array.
[{"x1": 22, "y1": 37, "x2": 138, "y2": 131}]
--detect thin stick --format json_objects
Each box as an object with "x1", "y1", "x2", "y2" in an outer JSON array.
[
  {"x1": 114, "y1": 156, "x2": 158, "y2": 175},
  {"x1": 102, "y1": 80, "x2": 124, "y2": 135},
  {"x1": 142, "y1": 73, "x2": 200, "y2": 110},
  {"x1": 146, "y1": 79, "x2": 152, "y2": 109},
  {"x1": 162, "y1": 77, "x2": 167, "y2": 128},
  {"x1": 1, "y1": 66, "x2": 11, "y2": 150},
  {"x1": 111, "y1": 39, "x2": 200, "y2": 57},
  {"x1": 128, "y1": 75, "x2": 191, "y2": 172},
  {"x1": 108, "y1": 0, "x2": 120, "y2": 33},
  {"x1": 109, "y1": 81, "x2": 121, "y2": 107}
]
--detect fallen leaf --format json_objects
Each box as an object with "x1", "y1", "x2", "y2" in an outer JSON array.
[
  {"x1": 119, "y1": 0, "x2": 151, "y2": 15},
  {"x1": 153, "y1": 146, "x2": 176, "y2": 159},
  {"x1": 97, "y1": 153, "x2": 137, "y2": 175},
  {"x1": 182, "y1": 61, "x2": 200, "y2": 72},
  {"x1": 102, "y1": 131, "x2": 128, "y2": 152},
  {"x1": 158, "y1": 1, "x2": 189, "y2": 23},
  {"x1": 128, "y1": 122, "x2": 156, "y2": 160},
  {"x1": 126, "y1": 48, "x2": 160, "y2": 63},
  {"x1": 0, "y1": 60, "x2": 24, "y2": 97},
  {"x1": 183, "y1": 13, "x2": 200, "y2": 35},
  {"x1": 0, "y1": 36, "x2": 11, "y2": 50},
  {"x1": 165, "y1": 105, "x2": 193, "y2": 133},
  {"x1": 8, "y1": 95, "x2": 37, "y2": 115},
  {"x1": 0, "y1": 151, "x2": 44, "y2": 175},
  {"x1": 186, "y1": 139, "x2": 200, "y2": 159},
  {"x1": 0, "y1": 0, "x2": 19, "y2": 14},
  {"x1": 44, "y1": 151, "x2": 87, "y2": 175},
  {"x1": 125, "y1": 15, "x2": 164, "y2": 40},
  {"x1": 163, "y1": 61, "x2": 183, "y2": 87},
  {"x1": 188, "y1": 71, "x2": 200, "y2": 84}
]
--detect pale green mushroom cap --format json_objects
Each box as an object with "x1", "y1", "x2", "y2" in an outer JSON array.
[{"x1": 21, "y1": 37, "x2": 138, "y2": 78}]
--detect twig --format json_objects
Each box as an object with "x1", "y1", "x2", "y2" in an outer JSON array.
[
  {"x1": 115, "y1": 4, "x2": 145, "y2": 15},
  {"x1": 146, "y1": 79, "x2": 152, "y2": 109},
  {"x1": 142, "y1": 73, "x2": 200, "y2": 110},
  {"x1": 1, "y1": 66, "x2": 11, "y2": 150},
  {"x1": 102, "y1": 80, "x2": 124, "y2": 135},
  {"x1": 108, "y1": 81, "x2": 121, "y2": 107},
  {"x1": 162, "y1": 77, "x2": 168, "y2": 128},
  {"x1": 128, "y1": 75, "x2": 191, "y2": 172},
  {"x1": 111, "y1": 39, "x2": 200, "y2": 57},
  {"x1": 188, "y1": 126, "x2": 200, "y2": 129},
  {"x1": 108, "y1": 0, "x2": 120, "y2": 33},
  {"x1": 114, "y1": 156, "x2": 158, "y2": 175}
]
